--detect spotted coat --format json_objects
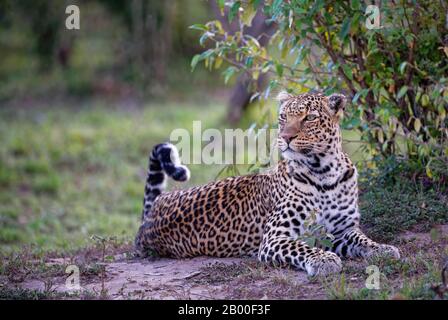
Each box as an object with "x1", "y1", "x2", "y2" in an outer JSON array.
[{"x1": 135, "y1": 92, "x2": 400, "y2": 276}]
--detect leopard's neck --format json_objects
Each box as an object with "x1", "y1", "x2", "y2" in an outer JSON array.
[{"x1": 285, "y1": 147, "x2": 354, "y2": 184}]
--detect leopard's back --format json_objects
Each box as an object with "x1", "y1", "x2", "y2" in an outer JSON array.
[{"x1": 135, "y1": 149, "x2": 276, "y2": 258}]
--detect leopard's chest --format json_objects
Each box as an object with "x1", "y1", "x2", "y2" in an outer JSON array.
[{"x1": 280, "y1": 173, "x2": 358, "y2": 236}]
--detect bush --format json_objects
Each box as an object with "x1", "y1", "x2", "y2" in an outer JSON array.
[{"x1": 191, "y1": 0, "x2": 448, "y2": 181}]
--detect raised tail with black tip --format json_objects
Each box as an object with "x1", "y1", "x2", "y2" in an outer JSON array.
[{"x1": 141, "y1": 143, "x2": 190, "y2": 221}]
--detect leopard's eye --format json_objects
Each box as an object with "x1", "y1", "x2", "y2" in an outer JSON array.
[{"x1": 305, "y1": 114, "x2": 318, "y2": 121}]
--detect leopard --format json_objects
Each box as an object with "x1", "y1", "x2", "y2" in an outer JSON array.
[{"x1": 134, "y1": 91, "x2": 400, "y2": 276}]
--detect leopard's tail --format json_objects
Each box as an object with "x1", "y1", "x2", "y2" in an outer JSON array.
[{"x1": 141, "y1": 143, "x2": 190, "y2": 220}]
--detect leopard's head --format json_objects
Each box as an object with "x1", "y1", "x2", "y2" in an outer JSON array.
[{"x1": 277, "y1": 91, "x2": 346, "y2": 160}]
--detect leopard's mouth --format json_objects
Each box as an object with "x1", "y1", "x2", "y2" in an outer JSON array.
[
  {"x1": 281, "y1": 146, "x2": 313, "y2": 160},
  {"x1": 279, "y1": 144, "x2": 289, "y2": 152},
  {"x1": 299, "y1": 147, "x2": 312, "y2": 154},
  {"x1": 283, "y1": 146, "x2": 312, "y2": 155}
]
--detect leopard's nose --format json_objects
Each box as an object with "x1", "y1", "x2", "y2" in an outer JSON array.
[{"x1": 280, "y1": 133, "x2": 294, "y2": 144}]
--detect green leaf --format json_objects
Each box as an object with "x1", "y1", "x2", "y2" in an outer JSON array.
[
  {"x1": 294, "y1": 7, "x2": 308, "y2": 15},
  {"x1": 241, "y1": 3, "x2": 257, "y2": 26},
  {"x1": 189, "y1": 24, "x2": 208, "y2": 31},
  {"x1": 217, "y1": 0, "x2": 226, "y2": 15},
  {"x1": 414, "y1": 118, "x2": 421, "y2": 133},
  {"x1": 191, "y1": 50, "x2": 214, "y2": 71},
  {"x1": 352, "y1": 89, "x2": 369, "y2": 104},
  {"x1": 438, "y1": 104, "x2": 446, "y2": 120},
  {"x1": 341, "y1": 64, "x2": 353, "y2": 80},
  {"x1": 339, "y1": 18, "x2": 351, "y2": 40},
  {"x1": 261, "y1": 61, "x2": 273, "y2": 73},
  {"x1": 426, "y1": 165, "x2": 433, "y2": 179},
  {"x1": 320, "y1": 239, "x2": 333, "y2": 249},
  {"x1": 397, "y1": 86, "x2": 408, "y2": 99},
  {"x1": 275, "y1": 63, "x2": 284, "y2": 77},
  {"x1": 245, "y1": 56, "x2": 254, "y2": 68},
  {"x1": 421, "y1": 94, "x2": 430, "y2": 107},
  {"x1": 222, "y1": 66, "x2": 238, "y2": 84},
  {"x1": 214, "y1": 56, "x2": 223, "y2": 69},
  {"x1": 191, "y1": 54, "x2": 201, "y2": 71},
  {"x1": 228, "y1": 1, "x2": 241, "y2": 23},
  {"x1": 199, "y1": 32, "x2": 212, "y2": 46},
  {"x1": 399, "y1": 61, "x2": 407, "y2": 75},
  {"x1": 271, "y1": 0, "x2": 283, "y2": 15},
  {"x1": 305, "y1": 237, "x2": 316, "y2": 247},
  {"x1": 351, "y1": 0, "x2": 361, "y2": 10},
  {"x1": 324, "y1": 88, "x2": 336, "y2": 96}
]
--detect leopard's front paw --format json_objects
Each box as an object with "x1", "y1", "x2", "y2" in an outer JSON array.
[
  {"x1": 305, "y1": 251, "x2": 343, "y2": 277},
  {"x1": 367, "y1": 244, "x2": 400, "y2": 260}
]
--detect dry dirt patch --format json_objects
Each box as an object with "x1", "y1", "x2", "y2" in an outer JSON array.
[{"x1": 18, "y1": 255, "x2": 323, "y2": 300}]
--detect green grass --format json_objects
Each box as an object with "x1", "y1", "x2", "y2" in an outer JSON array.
[
  {"x1": 322, "y1": 239, "x2": 448, "y2": 300},
  {"x1": 0, "y1": 101, "x2": 230, "y2": 253},
  {"x1": 0, "y1": 287, "x2": 65, "y2": 300},
  {"x1": 358, "y1": 161, "x2": 448, "y2": 242}
]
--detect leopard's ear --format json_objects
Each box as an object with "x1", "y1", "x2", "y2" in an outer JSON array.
[
  {"x1": 328, "y1": 93, "x2": 347, "y2": 118},
  {"x1": 276, "y1": 91, "x2": 294, "y2": 104}
]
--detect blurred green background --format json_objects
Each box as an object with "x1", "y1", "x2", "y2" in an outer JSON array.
[{"x1": 0, "y1": 0, "x2": 237, "y2": 252}]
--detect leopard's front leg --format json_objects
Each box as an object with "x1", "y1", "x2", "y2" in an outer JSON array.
[
  {"x1": 330, "y1": 227, "x2": 400, "y2": 260},
  {"x1": 258, "y1": 237, "x2": 342, "y2": 276},
  {"x1": 258, "y1": 212, "x2": 342, "y2": 276}
]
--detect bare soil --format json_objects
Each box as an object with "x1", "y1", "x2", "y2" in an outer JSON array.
[{"x1": 5, "y1": 224, "x2": 448, "y2": 300}]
